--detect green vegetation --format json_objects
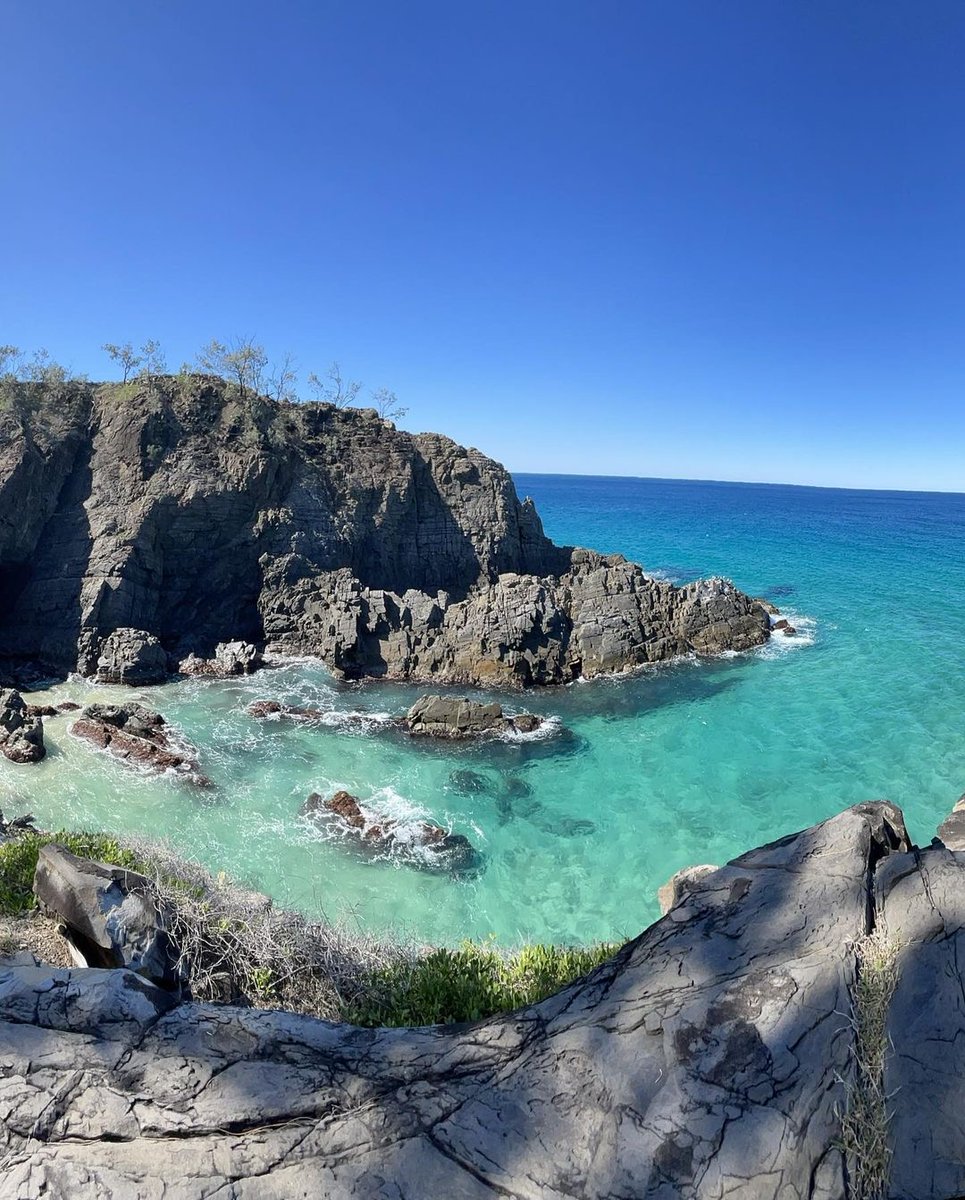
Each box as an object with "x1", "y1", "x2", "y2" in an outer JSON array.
[
  {"x1": 344, "y1": 938, "x2": 618, "y2": 1027},
  {"x1": 0, "y1": 831, "x2": 144, "y2": 914},
  {"x1": 0, "y1": 829, "x2": 618, "y2": 1026}
]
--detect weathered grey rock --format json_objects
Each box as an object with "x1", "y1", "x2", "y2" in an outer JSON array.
[
  {"x1": 0, "y1": 377, "x2": 769, "y2": 688},
  {"x1": 877, "y1": 841, "x2": 965, "y2": 1198},
  {"x1": 405, "y1": 694, "x2": 542, "y2": 738},
  {"x1": 95, "y1": 627, "x2": 169, "y2": 685},
  {"x1": 657, "y1": 863, "x2": 719, "y2": 915},
  {"x1": 0, "y1": 688, "x2": 44, "y2": 763},
  {"x1": 71, "y1": 702, "x2": 210, "y2": 785},
  {"x1": 179, "y1": 640, "x2": 263, "y2": 677},
  {"x1": 936, "y1": 791, "x2": 965, "y2": 849},
  {"x1": 301, "y1": 790, "x2": 480, "y2": 874},
  {"x1": 0, "y1": 802, "x2": 911, "y2": 1198},
  {"x1": 32, "y1": 844, "x2": 182, "y2": 991}
]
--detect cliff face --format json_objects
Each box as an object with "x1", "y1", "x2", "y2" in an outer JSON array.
[{"x1": 0, "y1": 377, "x2": 769, "y2": 685}]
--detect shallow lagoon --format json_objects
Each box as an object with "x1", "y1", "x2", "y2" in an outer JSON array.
[{"x1": 3, "y1": 475, "x2": 964, "y2": 946}]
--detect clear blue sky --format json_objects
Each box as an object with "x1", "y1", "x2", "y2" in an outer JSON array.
[{"x1": 3, "y1": 2, "x2": 964, "y2": 491}]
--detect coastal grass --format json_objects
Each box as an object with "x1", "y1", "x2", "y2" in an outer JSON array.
[
  {"x1": 0, "y1": 829, "x2": 619, "y2": 1026},
  {"x1": 837, "y1": 919, "x2": 902, "y2": 1200}
]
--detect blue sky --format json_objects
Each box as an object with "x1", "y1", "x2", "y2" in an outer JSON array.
[{"x1": 3, "y1": 1, "x2": 964, "y2": 491}]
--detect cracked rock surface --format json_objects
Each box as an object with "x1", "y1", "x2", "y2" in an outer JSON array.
[
  {"x1": 0, "y1": 378, "x2": 769, "y2": 687},
  {"x1": 0, "y1": 802, "x2": 914, "y2": 1198}
]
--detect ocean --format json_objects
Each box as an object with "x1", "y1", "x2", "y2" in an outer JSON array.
[{"x1": 3, "y1": 474, "x2": 964, "y2": 947}]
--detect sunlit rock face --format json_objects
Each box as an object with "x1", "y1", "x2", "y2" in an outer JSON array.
[{"x1": 0, "y1": 377, "x2": 768, "y2": 687}]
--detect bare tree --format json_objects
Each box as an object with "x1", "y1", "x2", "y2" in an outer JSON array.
[
  {"x1": 25, "y1": 349, "x2": 68, "y2": 386},
  {"x1": 197, "y1": 337, "x2": 267, "y2": 399},
  {"x1": 102, "y1": 342, "x2": 141, "y2": 382},
  {"x1": 306, "y1": 361, "x2": 362, "y2": 408},
  {"x1": 138, "y1": 339, "x2": 166, "y2": 383},
  {"x1": 370, "y1": 387, "x2": 408, "y2": 422},
  {"x1": 0, "y1": 345, "x2": 21, "y2": 379},
  {"x1": 267, "y1": 352, "x2": 298, "y2": 403}
]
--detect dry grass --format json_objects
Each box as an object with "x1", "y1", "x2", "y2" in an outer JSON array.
[
  {"x1": 837, "y1": 917, "x2": 902, "y2": 1200},
  {"x1": 123, "y1": 836, "x2": 416, "y2": 1019}
]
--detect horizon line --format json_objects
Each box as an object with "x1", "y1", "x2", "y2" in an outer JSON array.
[{"x1": 509, "y1": 469, "x2": 965, "y2": 499}]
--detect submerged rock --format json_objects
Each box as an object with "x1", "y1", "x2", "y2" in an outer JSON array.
[
  {"x1": 0, "y1": 689, "x2": 45, "y2": 763},
  {"x1": 448, "y1": 769, "x2": 496, "y2": 796},
  {"x1": 405, "y1": 694, "x2": 543, "y2": 739},
  {"x1": 301, "y1": 790, "x2": 479, "y2": 874},
  {"x1": 71, "y1": 703, "x2": 210, "y2": 786}
]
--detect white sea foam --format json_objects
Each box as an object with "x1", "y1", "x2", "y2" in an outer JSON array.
[{"x1": 757, "y1": 611, "x2": 818, "y2": 658}]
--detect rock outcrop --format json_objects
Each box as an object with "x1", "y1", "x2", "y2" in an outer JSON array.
[
  {"x1": 2, "y1": 800, "x2": 941, "y2": 1199},
  {"x1": 0, "y1": 376, "x2": 769, "y2": 688},
  {"x1": 0, "y1": 688, "x2": 45, "y2": 763},
  {"x1": 70, "y1": 703, "x2": 209, "y2": 785},
  {"x1": 179, "y1": 640, "x2": 263, "y2": 677},
  {"x1": 404, "y1": 694, "x2": 542, "y2": 738},
  {"x1": 94, "y1": 627, "x2": 169, "y2": 685},
  {"x1": 301, "y1": 789, "x2": 480, "y2": 874},
  {"x1": 32, "y1": 844, "x2": 182, "y2": 992}
]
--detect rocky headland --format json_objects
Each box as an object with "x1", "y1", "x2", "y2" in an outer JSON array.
[
  {"x1": 4, "y1": 797, "x2": 965, "y2": 1197},
  {"x1": 0, "y1": 375, "x2": 771, "y2": 690}
]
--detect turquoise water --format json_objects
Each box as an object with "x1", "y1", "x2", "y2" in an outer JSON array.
[{"x1": 3, "y1": 475, "x2": 964, "y2": 946}]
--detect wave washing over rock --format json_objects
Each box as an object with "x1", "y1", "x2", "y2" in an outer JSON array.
[
  {"x1": 7, "y1": 799, "x2": 965, "y2": 1197},
  {"x1": 0, "y1": 376, "x2": 769, "y2": 688}
]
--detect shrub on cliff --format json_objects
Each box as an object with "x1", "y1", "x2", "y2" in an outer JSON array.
[{"x1": 0, "y1": 829, "x2": 617, "y2": 1026}]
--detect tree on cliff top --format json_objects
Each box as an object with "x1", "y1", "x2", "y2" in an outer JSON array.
[
  {"x1": 371, "y1": 387, "x2": 408, "y2": 421},
  {"x1": 197, "y1": 337, "x2": 268, "y2": 400},
  {"x1": 102, "y1": 340, "x2": 166, "y2": 384},
  {"x1": 306, "y1": 361, "x2": 362, "y2": 408}
]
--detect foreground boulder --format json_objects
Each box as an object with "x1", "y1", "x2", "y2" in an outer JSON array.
[
  {"x1": 0, "y1": 688, "x2": 45, "y2": 763},
  {"x1": 179, "y1": 641, "x2": 263, "y2": 677},
  {"x1": 301, "y1": 790, "x2": 480, "y2": 874},
  {"x1": 94, "y1": 628, "x2": 169, "y2": 685},
  {"x1": 0, "y1": 801, "x2": 925, "y2": 1197},
  {"x1": 32, "y1": 844, "x2": 182, "y2": 992},
  {"x1": 71, "y1": 703, "x2": 210, "y2": 785},
  {"x1": 405, "y1": 694, "x2": 543, "y2": 738}
]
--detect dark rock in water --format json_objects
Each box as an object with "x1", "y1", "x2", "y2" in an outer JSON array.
[
  {"x1": 25, "y1": 703, "x2": 59, "y2": 717},
  {"x1": 71, "y1": 703, "x2": 210, "y2": 786},
  {"x1": 0, "y1": 689, "x2": 45, "y2": 763},
  {"x1": 248, "y1": 699, "x2": 326, "y2": 721},
  {"x1": 57, "y1": 700, "x2": 81, "y2": 712},
  {"x1": 767, "y1": 583, "x2": 796, "y2": 597},
  {"x1": 32, "y1": 844, "x2": 183, "y2": 993},
  {"x1": 552, "y1": 817, "x2": 596, "y2": 838},
  {"x1": 448, "y1": 769, "x2": 495, "y2": 796},
  {"x1": 0, "y1": 377, "x2": 769, "y2": 689},
  {"x1": 302, "y1": 790, "x2": 479, "y2": 874},
  {"x1": 406, "y1": 694, "x2": 543, "y2": 739},
  {"x1": 1, "y1": 800, "x2": 932, "y2": 1196},
  {"x1": 180, "y1": 641, "x2": 263, "y2": 677},
  {"x1": 502, "y1": 776, "x2": 533, "y2": 801},
  {"x1": 771, "y1": 618, "x2": 797, "y2": 637},
  {"x1": 94, "y1": 628, "x2": 169, "y2": 686}
]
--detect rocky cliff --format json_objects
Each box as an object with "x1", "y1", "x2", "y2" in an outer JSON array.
[
  {"x1": 0, "y1": 376, "x2": 769, "y2": 686},
  {"x1": 4, "y1": 800, "x2": 964, "y2": 1198}
]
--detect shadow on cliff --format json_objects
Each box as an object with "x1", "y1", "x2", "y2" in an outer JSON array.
[
  {"x1": 2, "y1": 809, "x2": 895, "y2": 1194},
  {"x1": 0, "y1": 438, "x2": 95, "y2": 678}
]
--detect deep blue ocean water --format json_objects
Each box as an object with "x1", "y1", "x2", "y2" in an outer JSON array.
[{"x1": 4, "y1": 474, "x2": 964, "y2": 946}]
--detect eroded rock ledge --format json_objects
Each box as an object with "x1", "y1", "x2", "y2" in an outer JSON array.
[
  {"x1": 0, "y1": 377, "x2": 770, "y2": 689},
  {"x1": 7, "y1": 800, "x2": 964, "y2": 1198}
]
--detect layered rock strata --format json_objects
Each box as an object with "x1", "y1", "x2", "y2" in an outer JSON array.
[
  {"x1": 0, "y1": 377, "x2": 769, "y2": 688},
  {"x1": 0, "y1": 800, "x2": 937, "y2": 1198}
]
